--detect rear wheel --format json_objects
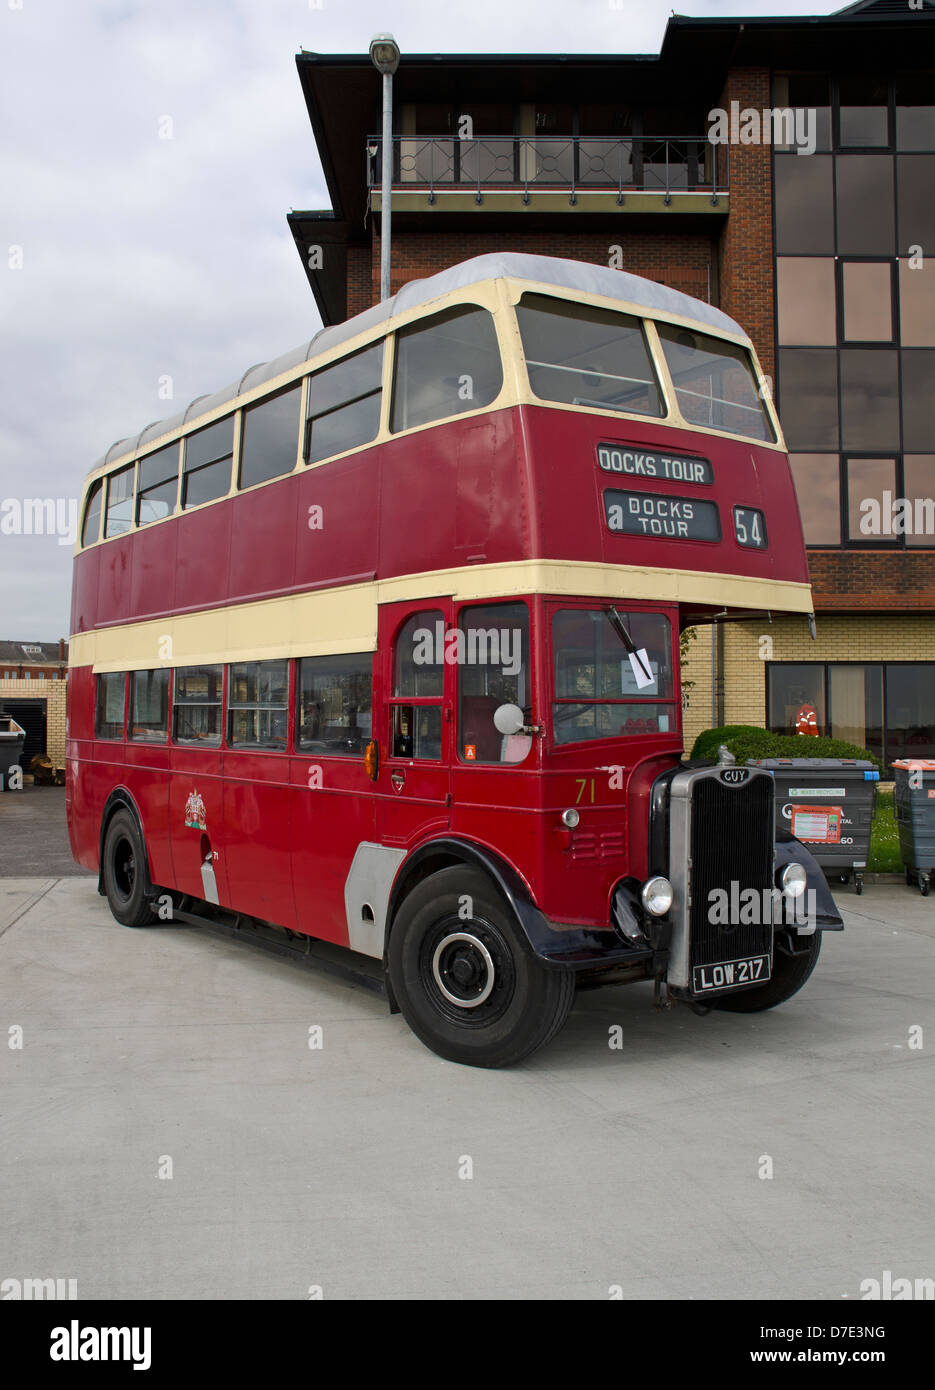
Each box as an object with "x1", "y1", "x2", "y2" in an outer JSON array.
[
  {"x1": 387, "y1": 867, "x2": 574, "y2": 1067},
  {"x1": 102, "y1": 809, "x2": 156, "y2": 928},
  {"x1": 714, "y1": 929, "x2": 821, "y2": 1013}
]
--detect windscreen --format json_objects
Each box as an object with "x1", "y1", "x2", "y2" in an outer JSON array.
[
  {"x1": 655, "y1": 323, "x2": 776, "y2": 443},
  {"x1": 515, "y1": 293, "x2": 664, "y2": 418},
  {"x1": 552, "y1": 608, "x2": 677, "y2": 745}
]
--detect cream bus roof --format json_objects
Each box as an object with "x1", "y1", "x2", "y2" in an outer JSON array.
[{"x1": 91, "y1": 253, "x2": 749, "y2": 476}]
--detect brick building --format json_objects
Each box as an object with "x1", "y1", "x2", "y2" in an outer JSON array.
[{"x1": 288, "y1": 0, "x2": 935, "y2": 768}]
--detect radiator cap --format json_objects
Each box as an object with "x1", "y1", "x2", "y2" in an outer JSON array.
[{"x1": 717, "y1": 744, "x2": 736, "y2": 766}]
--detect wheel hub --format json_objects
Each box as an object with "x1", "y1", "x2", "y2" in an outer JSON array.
[{"x1": 432, "y1": 932, "x2": 496, "y2": 1009}]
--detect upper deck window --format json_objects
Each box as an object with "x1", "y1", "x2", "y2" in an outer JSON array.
[
  {"x1": 136, "y1": 444, "x2": 180, "y2": 526},
  {"x1": 81, "y1": 479, "x2": 103, "y2": 547},
  {"x1": 305, "y1": 341, "x2": 383, "y2": 466},
  {"x1": 390, "y1": 306, "x2": 502, "y2": 433},
  {"x1": 655, "y1": 324, "x2": 776, "y2": 444},
  {"x1": 183, "y1": 417, "x2": 233, "y2": 509},
  {"x1": 515, "y1": 293, "x2": 664, "y2": 419},
  {"x1": 104, "y1": 464, "x2": 135, "y2": 538},
  {"x1": 241, "y1": 385, "x2": 302, "y2": 488}
]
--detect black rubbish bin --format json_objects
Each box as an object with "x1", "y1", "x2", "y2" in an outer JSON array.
[
  {"x1": 746, "y1": 757, "x2": 879, "y2": 894},
  {"x1": 893, "y1": 759, "x2": 935, "y2": 897},
  {"x1": 0, "y1": 712, "x2": 26, "y2": 791}
]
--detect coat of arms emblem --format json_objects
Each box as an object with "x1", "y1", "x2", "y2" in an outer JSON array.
[{"x1": 184, "y1": 789, "x2": 207, "y2": 830}]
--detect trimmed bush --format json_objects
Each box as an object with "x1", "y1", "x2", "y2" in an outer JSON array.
[{"x1": 690, "y1": 725, "x2": 880, "y2": 769}]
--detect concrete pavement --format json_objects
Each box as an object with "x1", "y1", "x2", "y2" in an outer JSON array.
[{"x1": 1, "y1": 875, "x2": 933, "y2": 1300}]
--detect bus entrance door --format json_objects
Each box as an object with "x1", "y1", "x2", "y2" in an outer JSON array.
[{"x1": 375, "y1": 600, "x2": 452, "y2": 850}]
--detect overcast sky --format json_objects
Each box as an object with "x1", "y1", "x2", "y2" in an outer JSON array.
[{"x1": 0, "y1": 0, "x2": 845, "y2": 641}]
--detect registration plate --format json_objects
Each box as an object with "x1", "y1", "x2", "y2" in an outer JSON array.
[{"x1": 692, "y1": 954, "x2": 771, "y2": 994}]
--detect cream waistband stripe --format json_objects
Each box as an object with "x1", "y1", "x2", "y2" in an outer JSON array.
[{"x1": 69, "y1": 558, "x2": 812, "y2": 672}]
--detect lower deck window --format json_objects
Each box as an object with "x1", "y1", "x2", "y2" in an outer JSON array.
[
  {"x1": 173, "y1": 665, "x2": 222, "y2": 745},
  {"x1": 228, "y1": 660, "x2": 288, "y2": 748},
  {"x1": 95, "y1": 672, "x2": 126, "y2": 739},
  {"x1": 130, "y1": 669, "x2": 170, "y2": 741},
  {"x1": 298, "y1": 654, "x2": 372, "y2": 754}
]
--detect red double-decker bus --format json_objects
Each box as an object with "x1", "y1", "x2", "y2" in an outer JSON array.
[{"x1": 68, "y1": 253, "x2": 840, "y2": 1067}]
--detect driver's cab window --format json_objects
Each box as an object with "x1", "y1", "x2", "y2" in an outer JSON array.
[
  {"x1": 457, "y1": 602, "x2": 531, "y2": 764},
  {"x1": 391, "y1": 610, "x2": 444, "y2": 759}
]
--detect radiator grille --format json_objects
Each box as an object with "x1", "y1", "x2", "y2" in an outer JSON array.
[{"x1": 689, "y1": 775, "x2": 774, "y2": 973}]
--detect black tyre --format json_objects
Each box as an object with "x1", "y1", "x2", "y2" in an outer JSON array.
[
  {"x1": 387, "y1": 867, "x2": 574, "y2": 1067},
  {"x1": 922, "y1": 877, "x2": 931, "y2": 898},
  {"x1": 714, "y1": 929, "x2": 822, "y2": 1013},
  {"x1": 102, "y1": 808, "x2": 156, "y2": 928}
]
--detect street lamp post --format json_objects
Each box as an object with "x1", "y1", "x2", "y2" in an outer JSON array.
[{"x1": 369, "y1": 33, "x2": 400, "y2": 302}]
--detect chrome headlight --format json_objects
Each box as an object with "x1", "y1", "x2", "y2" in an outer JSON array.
[
  {"x1": 561, "y1": 808, "x2": 580, "y2": 829},
  {"x1": 780, "y1": 863, "x2": 808, "y2": 899},
  {"x1": 640, "y1": 875, "x2": 673, "y2": 917}
]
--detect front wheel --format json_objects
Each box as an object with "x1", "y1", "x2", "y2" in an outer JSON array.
[
  {"x1": 387, "y1": 867, "x2": 574, "y2": 1067},
  {"x1": 102, "y1": 808, "x2": 157, "y2": 928},
  {"x1": 714, "y1": 930, "x2": 822, "y2": 1013}
]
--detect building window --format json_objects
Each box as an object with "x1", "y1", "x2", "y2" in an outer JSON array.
[
  {"x1": 104, "y1": 464, "x2": 135, "y2": 538},
  {"x1": 897, "y1": 154, "x2": 935, "y2": 250},
  {"x1": 778, "y1": 349, "x2": 839, "y2": 450},
  {"x1": 777, "y1": 258, "x2": 837, "y2": 345},
  {"x1": 305, "y1": 341, "x2": 383, "y2": 465},
  {"x1": 391, "y1": 307, "x2": 502, "y2": 433},
  {"x1": 96, "y1": 672, "x2": 126, "y2": 739},
  {"x1": 901, "y1": 350, "x2": 935, "y2": 451},
  {"x1": 173, "y1": 665, "x2": 223, "y2": 744},
  {"x1": 898, "y1": 259, "x2": 935, "y2": 346},
  {"x1": 841, "y1": 262, "x2": 893, "y2": 342},
  {"x1": 838, "y1": 75, "x2": 890, "y2": 149},
  {"x1": 130, "y1": 669, "x2": 170, "y2": 741},
  {"x1": 846, "y1": 458, "x2": 898, "y2": 543},
  {"x1": 182, "y1": 418, "x2": 233, "y2": 509},
  {"x1": 768, "y1": 663, "x2": 935, "y2": 771},
  {"x1": 839, "y1": 350, "x2": 899, "y2": 451},
  {"x1": 240, "y1": 385, "x2": 302, "y2": 489},
  {"x1": 227, "y1": 660, "x2": 288, "y2": 748},
  {"x1": 773, "y1": 73, "x2": 832, "y2": 153},
  {"x1": 789, "y1": 456, "x2": 841, "y2": 546},
  {"x1": 136, "y1": 444, "x2": 180, "y2": 526},
  {"x1": 774, "y1": 155, "x2": 835, "y2": 254},
  {"x1": 896, "y1": 74, "x2": 935, "y2": 151},
  {"x1": 297, "y1": 654, "x2": 372, "y2": 754},
  {"x1": 835, "y1": 157, "x2": 894, "y2": 256}
]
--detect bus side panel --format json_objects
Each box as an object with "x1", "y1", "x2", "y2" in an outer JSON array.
[
  {"x1": 378, "y1": 410, "x2": 529, "y2": 576},
  {"x1": 293, "y1": 452, "x2": 379, "y2": 592},
  {"x1": 65, "y1": 665, "x2": 100, "y2": 872},
  {"x1": 70, "y1": 547, "x2": 100, "y2": 636},
  {"x1": 121, "y1": 744, "x2": 173, "y2": 890},
  {"x1": 221, "y1": 751, "x2": 297, "y2": 929},
  {"x1": 172, "y1": 501, "x2": 234, "y2": 615},
  {"x1": 229, "y1": 477, "x2": 298, "y2": 602},
  {"x1": 130, "y1": 520, "x2": 179, "y2": 622},
  {"x1": 289, "y1": 756, "x2": 376, "y2": 946},
  {"x1": 96, "y1": 534, "x2": 134, "y2": 627},
  {"x1": 168, "y1": 748, "x2": 229, "y2": 904}
]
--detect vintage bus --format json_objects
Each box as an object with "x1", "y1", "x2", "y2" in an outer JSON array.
[{"x1": 68, "y1": 252, "x2": 841, "y2": 1067}]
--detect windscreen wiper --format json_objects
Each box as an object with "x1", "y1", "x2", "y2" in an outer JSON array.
[{"x1": 604, "y1": 606, "x2": 653, "y2": 685}]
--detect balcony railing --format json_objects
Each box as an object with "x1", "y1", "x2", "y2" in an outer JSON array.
[{"x1": 366, "y1": 135, "x2": 728, "y2": 205}]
